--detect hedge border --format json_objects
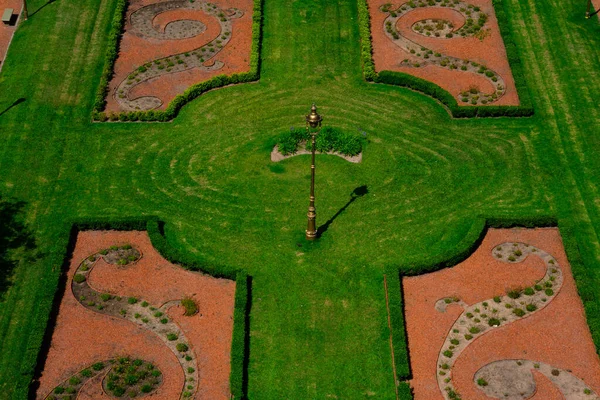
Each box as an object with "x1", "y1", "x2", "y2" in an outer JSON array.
[
  {"x1": 357, "y1": 0, "x2": 534, "y2": 118},
  {"x1": 25, "y1": 217, "x2": 250, "y2": 399},
  {"x1": 91, "y1": 0, "x2": 263, "y2": 122},
  {"x1": 385, "y1": 215, "x2": 559, "y2": 399}
]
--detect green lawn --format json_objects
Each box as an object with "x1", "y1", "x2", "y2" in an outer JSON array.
[{"x1": 0, "y1": 0, "x2": 599, "y2": 398}]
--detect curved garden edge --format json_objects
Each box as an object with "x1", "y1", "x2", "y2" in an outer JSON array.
[
  {"x1": 357, "y1": 0, "x2": 534, "y2": 118},
  {"x1": 271, "y1": 145, "x2": 362, "y2": 163},
  {"x1": 380, "y1": 214, "x2": 600, "y2": 400},
  {"x1": 26, "y1": 216, "x2": 251, "y2": 400},
  {"x1": 91, "y1": 0, "x2": 263, "y2": 123}
]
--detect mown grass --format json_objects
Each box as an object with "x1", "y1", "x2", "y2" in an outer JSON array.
[{"x1": 0, "y1": 0, "x2": 599, "y2": 398}]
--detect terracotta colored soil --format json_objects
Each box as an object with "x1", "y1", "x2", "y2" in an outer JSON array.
[
  {"x1": 402, "y1": 228, "x2": 600, "y2": 399},
  {"x1": 105, "y1": 0, "x2": 253, "y2": 112},
  {"x1": 593, "y1": 0, "x2": 600, "y2": 20},
  {"x1": 368, "y1": 0, "x2": 519, "y2": 106},
  {"x1": 0, "y1": 0, "x2": 21, "y2": 72},
  {"x1": 36, "y1": 230, "x2": 236, "y2": 400}
]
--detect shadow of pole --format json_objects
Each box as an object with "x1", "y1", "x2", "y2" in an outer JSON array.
[
  {"x1": 0, "y1": 98, "x2": 26, "y2": 118},
  {"x1": 316, "y1": 185, "x2": 368, "y2": 238},
  {"x1": 28, "y1": 0, "x2": 56, "y2": 18}
]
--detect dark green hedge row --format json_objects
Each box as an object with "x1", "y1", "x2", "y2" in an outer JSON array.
[
  {"x1": 385, "y1": 215, "x2": 558, "y2": 399},
  {"x1": 356, "y1": 0, "x2": 534, "y2": 118},
  {"x1": 384, "y1": 265, "x2": 410, "y2": 382},
  {"x1": 92, "y1": 0, "x2": 263, "y2": 122},
  {"x1": 92, "y1": 0, "x2": 127, "y2": 113},
  {"x1": 559, "y1": 221, "x2": 600, "y2": 356},
  {"x1": 230, "y1": 273, "x2": 250, "y2": 399},
  {"x1": 27, "y1": 217, "x2": 249, "y2": 399},
  {"x1": 18, "y1": 223, "x2": 72, "y2": 399}
]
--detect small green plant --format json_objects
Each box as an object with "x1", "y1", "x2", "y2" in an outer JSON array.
[
  {"x1": 176, "y1": 343, "x2": 189, "y2": 352},
  {"x1": 443, "y1": 350, "x2": 453, "y2": 358},
  {"x1": 513, "y1": 308, "x2": 526, "y2": 317},
  {"x1": 488, "y1": 318, "x2": 501, "y2": 326},
  {"x1": 526, "y1": 304, "x2": 537, "y2": 312},
  {"x1": 128, "y1": 297, "x2": 138, "y2": 304},
  {"x1": 73, "y1": 274, "x2": 86, "y2": 283},
  {"x1": 181, "y1": 297, "x2": 198, "y2": 316},
  {"x1": 92, "y1": 362, "x2": 104, "y2": 371},
  {"x1": 101, "y1": 293, "x2": 112, "y2": 301},
  {"x1": 450, "y1": 338, "x2": 459, "y2": 345},
  {"x1": 141, "y1": 301, "x2": 149, "y2": 307},
  {"x1": 507, "y1": 289, "x2": 521, "y2": 299},
  {"x1": 493, "y1": 296, "x2": 501, "y2": 303},
  {"x1": 551, "y1": 369, "x2": 560, "y2": 376},
  {"x1": 545, "y1": 288, "x2": 554, "y2": 296},
  {"x1": 477, "y1": 378, "x2": 488, "y2": 386},
  {"x1": 469, "y1": 326, "x2": 480, "y2": 334},
  {"x1": 523, "y1": 287, "x2": 534, "y2": 295},
  {"x1": 167, "y1": 333, "x2": 178, "y2": 341}
]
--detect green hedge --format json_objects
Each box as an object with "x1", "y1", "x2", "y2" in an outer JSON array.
[
  {"x1": 230, "y1": 273, "x2": 251, "y2": 399},
  {"x1": 356, "y1": 0, "x2": 534, "y2": 118},
  {"x1": 26, "y1": 217, "x2": 250, "y2": 399},
  {"x1": 385, "y1": 215, "x2": 558, "y2": 398},
  {"x1": 92, "y1": 0, "x2": 263, "y2": 122}
]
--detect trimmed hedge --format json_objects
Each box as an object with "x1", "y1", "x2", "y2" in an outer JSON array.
[
  {"x1": 385, "y1": 215, "x2": 558, "y2": 398},
  {"x1": 92, "y1": 0, "x2": 263, "y2": 122},
  {"x1": 356, "y1": 0, "x2": 534, "y2": 118},
  {"x1": 27, "y1": 217, "x2": 250, "y2": 399},
  {"x1": 230, "y1": 273, "x2": 250, "y2": 399}
]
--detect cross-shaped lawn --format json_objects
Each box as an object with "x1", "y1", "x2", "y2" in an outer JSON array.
[{"x1": 1, "y1": 0, "x2": 600, "y2": 398}]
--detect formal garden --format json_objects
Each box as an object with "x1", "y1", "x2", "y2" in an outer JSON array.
[{"x1": 1, "y1": 0, "x2": 600, "y2": 398}]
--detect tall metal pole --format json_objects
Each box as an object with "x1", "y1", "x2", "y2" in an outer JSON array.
[
  {"x1": 586, "y1": 0, "x2": 591, "y2": 18},
  {"x1": 305, "y1": 104, "x2": 322, "y2": 240},
  {"x1": 23, "y1": 0, "x2": 28, "y2": 20}
]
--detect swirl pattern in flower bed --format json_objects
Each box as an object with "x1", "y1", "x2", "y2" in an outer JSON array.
[
  {"x1": 106, "y1": 0, "x2": 253, "y2": 112},
  {"x1": 368, "y1": 0, "x2": 519, "y2": 106}
]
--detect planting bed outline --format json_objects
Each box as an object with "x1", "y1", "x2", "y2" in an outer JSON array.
[
  {"x1": 367, "y1": 0, "x2": 519, "y2": 106},
  {"x1": 401, "y1": 228, "x2": 600, "y2": 400},
  {"x1": 35, "y1": 230, "x2": 238, "y2": 400},
  {"x1": 105, "y1": 0, "x2": 253, "y2": 112}
]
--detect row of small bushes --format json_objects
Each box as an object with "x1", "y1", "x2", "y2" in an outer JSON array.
[
  {"x1": 92, "y1": 0, "x2": 263, "y2": 122},
  {"x1": 27, "y1": 217, "x2": 250, "y2": 399},
  {"x1": 385, "y1": 215, "x2": 558, "y2": 400},
  {"x1": 277, "y1": 127, "x2": 364, "y2": 157},
  {"x1": 356, "y1": 0, "x2": 534, "y2": 118}
]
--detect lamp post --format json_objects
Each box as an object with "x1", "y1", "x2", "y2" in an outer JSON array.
[
  {"x1": 23, "y1": 0, "x2": 28, "y2": 20},
  {"x1": 586, "y1": 0, "x2": 591, "y2": 18},
  {"x1": 305, "y1": 103, "x2": 322, "y2": 240}
]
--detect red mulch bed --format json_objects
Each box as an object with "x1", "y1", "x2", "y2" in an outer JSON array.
[
  {"x1": 105, "y1": 0, "x2": 253, "y2": 112},
  {"x1": 402, "y1": 228, "x2": 600, "y2": 399},
  {"x1": 0, "y1": 0, "x2": 20, "y2": 72},
  {"x1": 368, "y1": 0, "x2": 519, "y2": 105},
  {"x1": 36, "y1": 230, "x2": 236, "y2": 400}
]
